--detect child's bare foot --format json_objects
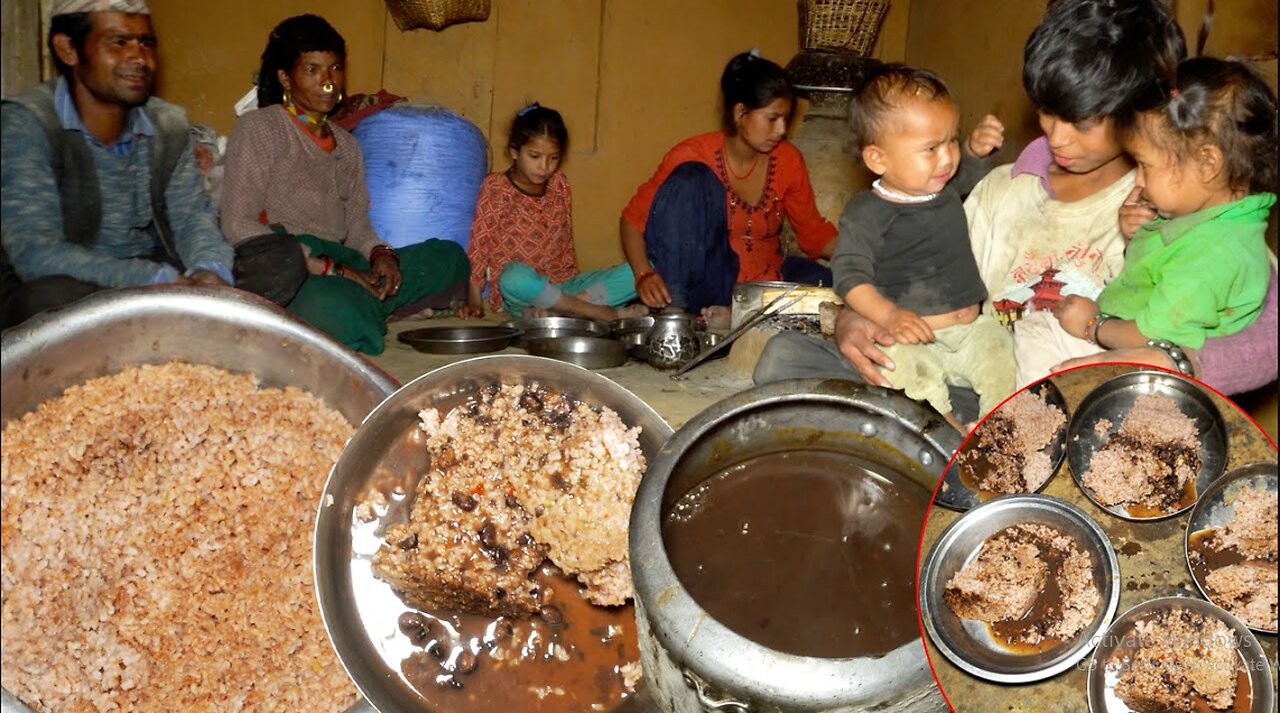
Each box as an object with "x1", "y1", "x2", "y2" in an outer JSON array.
[
  {"x1": 525, "y1": 307, "x2": 556, "y2": 319},
  {"x1": 390, "y1": 306, "x2": 433, "y2": 322},
  {"x1": 943, "y1": 412, "x2": 970, "y2": 435},
  {"x1": 700, "y1": 305, "x2": 731, "y2": 331},
  {"x1": 613, "y1": 303, "x2": 650, "y2": 320}
]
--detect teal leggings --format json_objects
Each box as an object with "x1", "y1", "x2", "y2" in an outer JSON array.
[
  {"x1": 291, "y1": 236, "x2": 469, "y2": 354},
  {"x1": 498, "y1": 262, "x2": 636, "y2": 318}
]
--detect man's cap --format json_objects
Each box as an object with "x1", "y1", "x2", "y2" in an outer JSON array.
[{"x1": 50, "y1": 0, "x2": 151, "y2": 17}]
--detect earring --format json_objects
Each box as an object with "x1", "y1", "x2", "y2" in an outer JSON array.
[{"x1": 283, "y1": 88, "x2": 292, "y2": 106}]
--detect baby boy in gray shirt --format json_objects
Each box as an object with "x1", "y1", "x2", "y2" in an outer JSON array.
[{"x1": 832, "y1": 64, "x2": 1014, "y2": 430}]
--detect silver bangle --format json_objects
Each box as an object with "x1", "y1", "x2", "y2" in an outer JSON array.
[{"x1": 1146, "y1": 339, "x2": 1196, "y2": 378}]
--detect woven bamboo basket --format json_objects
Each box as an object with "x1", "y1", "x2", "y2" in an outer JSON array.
[
  {"x1": 797, "y1": 0, "x2": 890, "y2": 56},
  {"x1": 385, "y1": 0, "x2": 491, "y2": 31}
]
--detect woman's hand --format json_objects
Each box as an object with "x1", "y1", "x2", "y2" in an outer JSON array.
[
  {"x1": 369, "y1": 252, "x2": 402, "y2": 300},
  {"x1": 886, "y1": 307, "x2": 934, "y2": 344},
  {"x1": 1118, "y1": 186, "x2": 1158, "y2": 240},
  {"x1": 966, "y1": 114, "x2": 1005, "y2": 158},
  {"x1": 636, "y1": 271, "x2": 671, "y2": 308},
  {"x1": 835, "y1": 307, "x2": 896, "y2": 388},
  {"x1": 1053, "y1": 295, "x2": 1100, "y2": 340},
  {"x1": 337, "y1": 264, "x2": 383, "y2": 298}
]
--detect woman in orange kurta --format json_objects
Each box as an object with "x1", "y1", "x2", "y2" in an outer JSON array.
[{"x1": 620, "y1": 51, "x2": 837, "y2": 315}]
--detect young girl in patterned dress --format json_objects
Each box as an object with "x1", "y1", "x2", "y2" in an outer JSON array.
[{"x1": 464, "y1": 104, "x2": 646, "y2": 321}]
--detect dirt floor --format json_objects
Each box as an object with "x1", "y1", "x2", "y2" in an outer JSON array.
[
  {"x1": 370, "y1": 314, "x2": 759, "y2": 430},
  {"x1": 369, "y1": 313, "x2": 1279, "y2": 441}
]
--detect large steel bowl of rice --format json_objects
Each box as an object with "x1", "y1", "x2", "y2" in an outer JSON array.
[
  {"x1": 1, "y1": 285, "x2": 395, "y2": 425},
  {"x1": 1, "y1": 286, "x2": 397, "y2": 713}
]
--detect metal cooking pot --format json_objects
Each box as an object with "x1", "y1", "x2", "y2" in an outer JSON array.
[
  {"x1": 0, "y1": 286, "x2": 399, "y2": 713},
  {"x1": 630, "y1": 379, "x2": 959, "y2": 712},
  {"x1": 314, "y1": 355, "x2": 673, "y2": 712}
]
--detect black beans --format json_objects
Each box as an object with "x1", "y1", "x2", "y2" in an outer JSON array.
[
  {"x1": 397, "y1": 532, "x2": 418, "y2": 550},
  {"x1": 492, "y1": 619, "x2": 515, "y2": 639},
  {"x1": 425, "y1": 639, "x2": 445, "y2": 659},
  {"x1": 505, "y1": 493, "x2": 522, "y2": 509},
  {"x1": 478, "y1": 521, "x2": 498, "y2": 549},
  {"x1": 490, "y1": 546, "x2": 508, "y2": 565},
  {"x1": 538, "y1": 604, "x2": 564, "y2": 628},
  {"x1": 451, "y1": 492, "x2": 477, "y2": 512},
  {"x1": 398, "y1": 611, "x2": 427, "y2": 633},
  {"x1": 519, "y1": 389, "x2": 544, "y2": 412},
  {"x1": 454, "y1": 650, "x2": 478, "y2": 674},
  {"x1": 494, "y1": 587, "x2": 506, "y2": 600}
]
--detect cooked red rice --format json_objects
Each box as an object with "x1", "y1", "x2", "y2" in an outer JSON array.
[
  {"x1": 1199, "y1": 485, "x2": 1279, "y2": 630},
  {"x1": 1113, "y1": 609, "x2": 1239, "y2": 711},
  {"x1": 944, "y1": 523, "x2": 1099, "y2": 644},
  {"x1": 1, "y1": 363, "x2": 358, "y2": 712},
  {"x1": 1081, "y1": 393, "x2": 1201, "y2": 510},
  {"x1": 959, "y1": 388, "x2": 1065, "y2": 493},
  {"x1": 372, "y1": 383, "x2": 645, "y2": 617}
]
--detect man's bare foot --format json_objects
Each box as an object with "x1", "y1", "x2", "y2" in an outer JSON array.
[
  {"x1": 613, "y1": 303, "x2": 650, "y2": 320},
  {"x1": 700, "y1": 305, "x2": 731, "y2": 331}
]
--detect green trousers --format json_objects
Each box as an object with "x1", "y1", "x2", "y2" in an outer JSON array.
[{"x1": 292, "y1": 236, "x2": 470, "y2": 355}]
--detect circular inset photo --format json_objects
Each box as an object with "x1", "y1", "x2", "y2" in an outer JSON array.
[{"x1": 919, "y1": 364, "x2": 1278, "y2": 712}]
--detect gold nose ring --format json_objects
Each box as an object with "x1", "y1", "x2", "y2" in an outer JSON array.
[{"x1": 322, "y1": 83, "x2": 335, "y2": 94}]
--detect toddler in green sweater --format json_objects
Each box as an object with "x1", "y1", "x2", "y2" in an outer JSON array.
[{"x1": 1051, "y1": 57, "x2": 1276, "y2": 364}]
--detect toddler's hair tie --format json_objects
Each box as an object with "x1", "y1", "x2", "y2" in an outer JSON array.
[
  {"x1": 1169, "y1": 87, "x2": 1180, "y2": 99},
  {"x1": 517, "y1": 102, "x2": 540, "y2": 117}
]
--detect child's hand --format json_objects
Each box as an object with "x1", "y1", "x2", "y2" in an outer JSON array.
[
  {"x1": 966, "y1": 115, "x2": 1005, "y2": 158},
  {"x1": 457, "y1": 300, "x2": 485, "y2": 320},
  {"x1": 1053, "y1": 295, "x2": 1100, "y2": 341},
  {"x1": 886, "y1": 308, "x2": 934, "y2": 344},
  {"x1": 1119, "y1": 186, "x2": 1158, "y2": 240},
  {"x1": 636, "y1": 271, "x2": 671, "y2": 309}
]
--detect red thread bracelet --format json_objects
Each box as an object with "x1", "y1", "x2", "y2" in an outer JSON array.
[{"x1": 635, "y1": 270, "x2": 659, "y2": 289}]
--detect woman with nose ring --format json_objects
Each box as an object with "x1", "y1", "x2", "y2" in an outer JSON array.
[
  {"x1": 619, "y1": 50, "x2": 838, "y2": 324},
  {"x1": 220, "y1": 14, "x2": 470, "y2": 355}
]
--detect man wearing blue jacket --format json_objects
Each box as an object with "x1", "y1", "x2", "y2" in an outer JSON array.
[{"x1": 1, "y1": 0, "x2": 235, "y2": 328}]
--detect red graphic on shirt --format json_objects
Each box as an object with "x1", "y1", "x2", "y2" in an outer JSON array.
[
  {"x1": 1028, "y1": 268, "x2": 1067, "y2": 310},
  {"x1": 993, "y1": 268, "x2": 1068, "y2": 327}
]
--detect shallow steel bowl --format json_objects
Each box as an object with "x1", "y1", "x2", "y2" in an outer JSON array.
[
  {"x1": 314, "y1": 355, "x2": 672, "y2": 712},
  {"x1": 0, "y1": 286, "x2": 398, "y2": 713},
  {"x1": 397, "y1": 325, "x2": 520, "y2": 354},
  {"x1": 1085, "y1": 596, "x2": 1273, "y2": 712},
  {"x1": 505, "y1": 316, "x2": 609, "y2": 346},
  {"x1": 0, "y1": 285, "x2": 396, "y2": 427},
  {"x1": 919, "y1": 494, "x2": 1120, "y2": 684},
  {"x1": 1066, "y1": 370, "x2": 1227, "y2": 521},
  {"x1": 524, "y1": 335, "x2": 628, "y2": 369},
  {"x1": 937, "y1": 379, "x2": 1069, "y2": 511},
  {"x1": 1184, "y1": 461, "x2": 1278, "y2": 634}
]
